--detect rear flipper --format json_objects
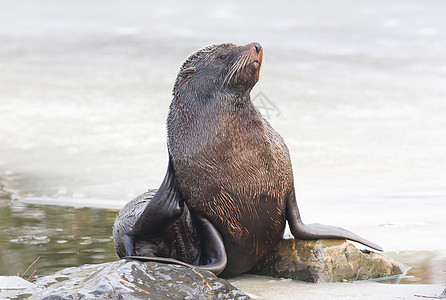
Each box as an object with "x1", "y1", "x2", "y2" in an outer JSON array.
[
  {"x1": 123, "y1": 157, "x2": 184, "y2": 256},
  {"x1": 120, "y1": 156, "x2": 227, "y2": 275},
  {"x1": 286, "y1": 190, "x2": 383, "y2": 251},
  {"x1": 125, "y1": 216, "x2": 227, "y2": 276}
]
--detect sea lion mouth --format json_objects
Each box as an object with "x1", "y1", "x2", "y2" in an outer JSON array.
[{"x1": 251, "y1": 61, "x2": 261, "y2": 68}]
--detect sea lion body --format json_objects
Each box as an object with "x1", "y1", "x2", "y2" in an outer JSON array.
[
  {"x1": 113, "y1": 42, "x2": 382, "y2": 278},
  {"x1": 169, "y1": 96, "x2": 293, "y2": 276}
]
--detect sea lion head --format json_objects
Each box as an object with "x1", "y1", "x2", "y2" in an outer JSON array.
[
  {"x1": 168, "y1": 42, "x2": 264, "y2": 157},
  {"x1": 172, "y1": 42, "x2": 263, "y2": 98}
]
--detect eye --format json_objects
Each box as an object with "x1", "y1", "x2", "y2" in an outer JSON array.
[{"x1": 219, "y1": 54, "x2": 229, "y2": 61}]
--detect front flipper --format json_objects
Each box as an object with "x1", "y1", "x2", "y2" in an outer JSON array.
[
  {"x1": 124, "y1": 157, "x2": 183, "y2": 256},
  {"x1": 286, "y1": 189, "x2": 383, "y2": 251},
  {"x1": 125, "y1": 216, "x2": 227, "y2": 276}
]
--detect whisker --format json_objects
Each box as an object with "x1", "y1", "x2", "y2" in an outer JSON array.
[
  {"x1": 236, "y1": 53, "x2": 250, "y2": 83},
  {"x1": 230, "y1": 53, "x2": 247, "y2": 84},
  {"x1": 223, "y1": 50, "x2": 255, "y2": 88},
  {"x1": 223, "y1": 60, "x2": 240, "y2": 87}
]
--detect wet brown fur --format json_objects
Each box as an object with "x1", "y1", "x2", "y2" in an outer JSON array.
[
  {"x1": 114, "y1": 42, "x2": 383, "y2": 278},
  {"x1": 168, "y1": 42, "x2": 294, "y2": 277}
]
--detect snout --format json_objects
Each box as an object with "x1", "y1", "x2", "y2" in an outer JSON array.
[
  {"x1": 244, "y1": 42, "x2": 263, "y2": 66},
  {"x1": 253, "y1": 42, "x2": 262, "y2": 54},
  {"x1": 246, "y1": 42, "x2": 263, "y2": 55}
]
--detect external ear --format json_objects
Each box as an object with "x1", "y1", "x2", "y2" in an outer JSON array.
[{"x1": 179, "y1": 67, "x2": 196, "y2": 79}]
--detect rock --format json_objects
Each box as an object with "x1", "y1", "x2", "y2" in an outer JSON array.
[
  {"x1": 0, "y1": 276, "x2": 35, "y2": 289},
  {"x1": 0, "y1": 276, "x2": 35, "y2": 299},
  {"x1": 250, "y1": 237, "x2": 405, "y2": 283},
  {"x1": 18, "y1": 260, "x2": 251, "y2": 299}
]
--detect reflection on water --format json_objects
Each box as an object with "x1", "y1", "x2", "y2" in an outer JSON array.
[
  {"x1": 0, "y1": 195, "x2": 117, "y2": 277},
  {"x1": 387, "y1": 251, "x2": 446, "y2": 284}
]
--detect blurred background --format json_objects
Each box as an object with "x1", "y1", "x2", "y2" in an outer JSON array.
[{"x1": 0, "y1": 0, "x2": 445, "y2": 288}]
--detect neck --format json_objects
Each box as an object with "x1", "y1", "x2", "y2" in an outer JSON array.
[{"x1": 167, "y1": 90, "x2": 258, "y2": 159}]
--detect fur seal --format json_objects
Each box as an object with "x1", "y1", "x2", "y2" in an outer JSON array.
[{"x1": 113, "y1": 42, "x2": 382, "y2": 278}]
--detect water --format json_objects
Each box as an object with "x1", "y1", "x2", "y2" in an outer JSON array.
[
  {"x1": 0, "y1": 194, "x2": 444, "y2": 298},
  {"x1": 0, "y1": 195, "x2": 117, "y2": 278},
  {"x1": 1, "y1": 0, "x2": 445, "y2": 298}
]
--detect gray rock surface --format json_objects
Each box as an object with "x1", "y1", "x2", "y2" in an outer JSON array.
[
  {"x1": 0, "y1": 276, "x2": 35, "y2": 299},
  {"x1": 250, "y1": 237, "x2": 405, "y2": 283},
  {"x1": 16, "y1": 260, "x2": 250, "y2": 299}
]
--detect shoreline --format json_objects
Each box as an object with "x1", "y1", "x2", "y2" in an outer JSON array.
[
  {"x1": 0, "y1": 178, "x2": 445, "y2": 299},
  {"x1": 1, "y1": 176, "x2": 445, "y2": 286}
]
